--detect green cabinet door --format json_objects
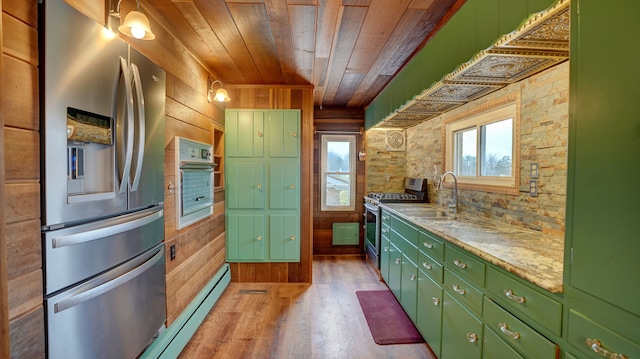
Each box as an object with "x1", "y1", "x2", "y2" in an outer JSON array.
[
  {"x1": 388, "y1": 242, "x2": 402, "y2": 299},
  {"x1": 441, "y1": 292, "x2": 483, "y2": 359},
  {"x1": 483, "y1": 326, "x2": 524, "y2": 359},
  {"x1": 269, "y1": 214, "x2": 300, "y2": 261},
  {"x1": 567, "y1": 0, "x2": 640, "y2": 317},
  {"x1": 269, "y1": 162, "x2": 299, "y2": 209},
  {"x1": 417, "y1": 270, "x2": 443, "y2": 358},
  {"x1": 226, "y1": 214, "x2": 265, "y2": 261},
  {"x1": 268, "y1": 110, "x2": 299, "y2": 157},
  {"x1": 226, "y1": 162, "x2": 264, "y2": 209},
  {"x1": 400, "y1": 255, "x2": 418, "y2": 322},
  {"x1": 380, "y1": 235, "x2": 391, "y2": 283},
  {"x1": 226, "y1": 110, "x2": 264, "y2": 157}
]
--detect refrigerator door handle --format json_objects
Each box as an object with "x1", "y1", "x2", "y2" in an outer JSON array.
[
  {"x1": 52, "y1": 209, "x2": 163, "y2": 249},
  {"x1": 130, "y1": 62, "x2": 146, "y2": 192},
  {"x1": 53, "y1": 246, "x2": 163, "y2": 313},
  {"x1": 118, "y1": 57, "x2": 135, "y2": 194}
]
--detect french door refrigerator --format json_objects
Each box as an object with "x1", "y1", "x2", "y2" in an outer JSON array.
[{"x1": 40, "y1": 1, "x2": 166, "y2": 358}]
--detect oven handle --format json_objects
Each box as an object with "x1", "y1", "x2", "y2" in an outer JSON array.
[{"x1": 364, "y1": 203, "x2": 379, "y2": 212}]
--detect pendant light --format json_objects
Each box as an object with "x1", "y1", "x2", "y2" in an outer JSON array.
[{"x1": 117, "y1": 0, "x2": 155, "y2": 40}]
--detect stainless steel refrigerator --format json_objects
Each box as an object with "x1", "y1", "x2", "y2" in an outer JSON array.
[{"x1": 40, "y1": 1, "x2": 166, "y2": 358}]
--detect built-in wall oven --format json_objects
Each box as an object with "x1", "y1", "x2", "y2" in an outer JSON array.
[{"x1": 363, "y1": 177, "x2": 429, "y2": 269}]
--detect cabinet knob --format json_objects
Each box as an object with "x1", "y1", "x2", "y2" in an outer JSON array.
[
  {"x1": 586, "y1": 338, "x2": 629, "y2": 359},
  {"x1": 383, "y1": 247, "x2": 389, "y2": 252},
  {"x1": 499, "y1": 323, "x2": 521, "y2": 340},
  {"x1": 381, "y1": 228, "x2": 388, "y2": 233},
  {"x1": 291, "y1": 132, "x2": 297, "y2": 137},
  {"x1": 395, "y1": 258, "x2": 401, "y2": 265},
  {"x1": 432, "y1": 297, "x2": 441, "y2": 306},
  {"x1": 256, "y1": 184, "x2": 262, "y2": 190},
  {"x1": 257, "y1": 131, "x2": 263, "y2": 137},
  {"x1": 453, "y1": 259, "x2": 467, "y2": 269},
  {"x1": 466, "y1": 332, "x2": 478, "y2": 343},
  {"x1": 452, "y1": 284, "x2": 466, "y2": 295},
  {"x1": 423, "y1": 242, "x2": 433, "y2": 249},
  {"x1": 289, "y1": 236, "x2": 296, "y2": 240},
  {"x1": 410, "y1": 274, "x2": 416, "y2": 281},
  {"x1": 382, "y1": 215, "x2": 389, "y2": 220},
  {"x1": 289, "y1": 184, "x2": 296, "y2": 189},
  {"x1": 256, "y1": 236, "x2": 262, "y2": 241},
  {"x1": 504, "y1": 289, "x2": 526, "y2": 304},
  {"x1": 422, "y1": 262, "x2": 432, "y2": 270}
]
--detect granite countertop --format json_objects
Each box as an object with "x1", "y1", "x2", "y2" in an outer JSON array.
[{"x1": 380, "y1": 203, "x2": 564, "y2": 294}]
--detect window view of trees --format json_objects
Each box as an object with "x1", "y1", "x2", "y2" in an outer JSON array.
[{"x1": 321, "y1": 136, "x2": 356, "y2": 211}]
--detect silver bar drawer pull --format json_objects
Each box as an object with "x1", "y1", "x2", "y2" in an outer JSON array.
[
  {"x1": 586, "y1": 339, "x2": 629, "y2": 359},
  {"x1": 504, "y1": 289, "x2": 526, "y2": 304},
  {"x1": 452, "y1": 284, "x2": 466, "y2": 295},
  {"x1": 194, "y1": 196, "x2": 206, "y2": 201}
]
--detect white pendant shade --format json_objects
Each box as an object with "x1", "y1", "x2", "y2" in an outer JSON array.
[{"x1": 118, "y1": 10, "x2": 155, "y2": 40}]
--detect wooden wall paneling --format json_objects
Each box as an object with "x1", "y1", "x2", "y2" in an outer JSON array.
[
  {"x1": 5, "y1": 219, "x2": 41, "y2": 280},
  {"x1": 4, "y1": 128, "x2": 39, "y2": 180},
  {"x1": 4, "y1": 183, "x2": 39, "y2": 224},
  {"x1": 7, "y1": 270, "x2": 41, "y2": 320},
  {"x1": 0, "y1": 1, "x2": 8, "y2": 355},
  {"x1": 1, "y1": 12, "x2": 37, "y2": 65},
  {"x1": 63, "y1": 0, "x2": 105, "y2": 25},
  {"x1": 8, "y1": 307, "x2": 45, "y2": 359},
  {"x1": 2, "y1": 55, "x2": 38, "y2": 130}
]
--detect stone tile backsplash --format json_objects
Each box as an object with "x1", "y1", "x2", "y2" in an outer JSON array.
[{"x1": 365, "y1": 62, "x2": 569, "y2": 235}]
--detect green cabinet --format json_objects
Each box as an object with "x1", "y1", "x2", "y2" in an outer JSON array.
[
  {"x1": 387, "y1": 242, "x2": 402, "y2": 298},
  {"x1": 226, "y1": 162, "x2": 264, "y2": 209},
  {"x1": 226, "y1": 214, "x2": 265, "y2": 260},
  {"x1": 565, "y1": 0, "x2": 640, "y2": 356},
  {"x1": 225, "y1": 109, "x2": 301, "y2": 262},
  {"x1": 380, "y1": 226, "x2": 391, "y2": 282},
  {"x1": 417, "y1": 269, "x2": 443, "y2": 357},
  {"x1": 400, "y1": 254, "x2": 418, "y2": 322},
  {"x1": 483, "y1": 326, "x2": 524, "y2": 359},
  {"x1": 441, "y1": 292, "x2": 483, "y2": 359}
]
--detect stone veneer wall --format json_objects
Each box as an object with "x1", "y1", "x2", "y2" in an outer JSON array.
[
  {"x1": 367, "y1": 61, "x2": 569, "y2": 235},
  {"x1": 364, "y1": 129, "x2": 408, "y2": 193}
]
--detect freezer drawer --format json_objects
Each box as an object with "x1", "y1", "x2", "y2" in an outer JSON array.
[
  {"x1": 45, "y1": 244, "x2": 166, "y2": 359},
  {"x1": 43, "y1": 206, "x2": 164, "y2": 294}
]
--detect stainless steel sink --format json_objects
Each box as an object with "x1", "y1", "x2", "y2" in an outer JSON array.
[{"x1": 398, "y1": 209, "x2": 453, "y2": 220}]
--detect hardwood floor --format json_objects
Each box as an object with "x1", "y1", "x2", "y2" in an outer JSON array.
[{"x1": 180, "y1": 255, "x2": 437, "y2": 359}]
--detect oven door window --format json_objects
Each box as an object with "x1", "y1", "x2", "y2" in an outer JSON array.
[{"x1": 365, "y1": 206, "x2": 378, "y2": 248}]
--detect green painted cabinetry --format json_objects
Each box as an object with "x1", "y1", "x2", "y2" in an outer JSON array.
[
  {"x1": 383, "y1": 209, "x2": 563, "y2": 358},
  {"x1": 225, "y1": 109, "x2": 301, "y2": 262},
  {"x1": 565, "y1": 0, "x2": 640, "y2": 357}
]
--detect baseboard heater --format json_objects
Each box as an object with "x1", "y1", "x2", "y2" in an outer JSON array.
[{"x1": 140, "y1": 263, "x2": 231, "y2": 359}]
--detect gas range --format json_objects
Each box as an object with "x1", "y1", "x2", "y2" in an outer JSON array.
[
  {"x1": 364, "y1": 177, "x2": 429, "y2": 208},
  {"x1": 363, "y1": 177, "x2": 429, "y2": 270}
]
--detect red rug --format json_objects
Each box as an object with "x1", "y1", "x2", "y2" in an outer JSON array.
[{"x1": 356, "y1": 290, "x2": 425, "y2": 345}]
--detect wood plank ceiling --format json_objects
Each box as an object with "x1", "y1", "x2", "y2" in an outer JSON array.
[{"x1": 144, "y1": 0, "x2": 464, "y2": 109}]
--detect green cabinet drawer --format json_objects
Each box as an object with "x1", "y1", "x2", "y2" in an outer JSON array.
[
  {"x1": 486, "y1": 267, "x2": 562, "y2": 336},
  {"x1": 418, "y1": 250, "x2": 443, "y2": 283},
  {"x1": 568, "y1": 309, "x2": 640, "y2": 359},
  {"x1": 483, "y1": 326, "x2": 525, "y2": 359},
  {"x1": 419, "y1": 230, "x2": 444, "y2": 261},
  {"x1": 417, "y1": 271, "x2": 443, "y2": 358},
  {"x1": 388, "y1": 242, "x2": 402, "y2": 299},
  {"x1": 390, "y1": 214, "x2": 419, "y2": 246},
  {"x1": 445, "y1": 245, "x2": 486, "y2": 287},
  {"x1": 381, "y1": 210, "x2": 391, "y2": 226},
  {"x1": 484, "y1": 297, "x2": 558, "y2": 359},
  {"x1": 390, "y1": 228, "x2": 418, "y2": 264},
  {"x1": 400, "y1": 254, "x2": 418, "y2": 322},
  {"x1": 444, "y1": 268, "x2": 483, "y2": 316},
  {"x1": 442, "y1": 292, "x2": 483, "y2": 359}
]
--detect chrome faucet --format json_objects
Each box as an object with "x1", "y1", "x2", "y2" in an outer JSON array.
[{"x1": 437, "y1": 171, "x2": 458, "y2": 214}]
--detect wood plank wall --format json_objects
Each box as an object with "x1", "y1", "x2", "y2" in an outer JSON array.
[
  {"x1": 0, "y1": 0, "x2": 231, "y2": 354},
  {"x1": 2, "y1": 1, "x2": 45, "y2": 357},
  {"x1": 225, "y1": 86, "x2": 314, "y2": 284},
  {"x1": 0, "y1": 1, "x2": 8, "y2": 357},
  {"x1": 312, "y1": 108, "x2": 366, "y2": 255}
]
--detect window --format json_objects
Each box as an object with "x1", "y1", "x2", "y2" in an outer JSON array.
[
  {"x1": 320, "y1": 135, "x2": 356, "y2": 211},
  {"x1": 445, "y1": 102, "x2": 518, "y2": 192}
]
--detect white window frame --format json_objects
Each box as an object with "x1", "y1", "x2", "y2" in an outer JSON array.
[
  {"x1": 445, "y1": 101, "x2": 519, "y2": 194},
  {"x1": 320, "y1": 134, "x2": 356, "y2": 211}
]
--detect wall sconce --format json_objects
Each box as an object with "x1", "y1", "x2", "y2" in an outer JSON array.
[
  {"x1": 208, "y1": 80, "x2": 231, "y2": 103},
  {"x1": 110, "y1": 0, "x2": 155, "y2": 40}
]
